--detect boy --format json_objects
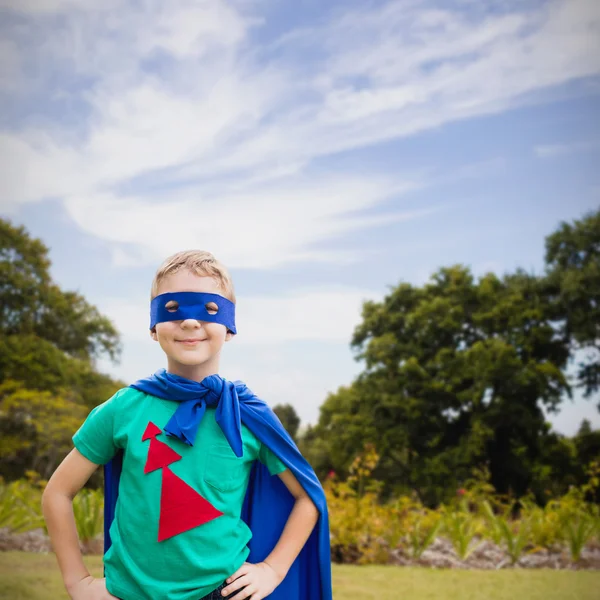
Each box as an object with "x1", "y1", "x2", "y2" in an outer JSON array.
[{"x1": 42, "y1": 251, "x2": 331, "y2": 600}]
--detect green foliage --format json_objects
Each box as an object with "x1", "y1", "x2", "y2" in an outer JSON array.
[
  {"x1": 554, "y1": 463, "x2": 600, "y2": 561},
  {"x1": 326, "y1": 444, "x2": 599, "y2": 566},
  {"x1": 297, "y1": 423, "x2": 332, "y2": 478},
  {"x1": 326, "y1": 445, "x2": 390, "y2": 564},
  {"x1": 272, "y1": 403, "x2": 301, "y2": 441},
  {"x1": 0, "y1": 219, "x2": 121, "y2": 362},
  {"x1": 307, "y1": 210, "x2": 600, "y2": 505},
  {"x1": 562, "y1": 512, "x2": 596, "y2": 563},
  {"x1": 404, "y1": 507, "x2": 442, "y2": 559},
  {"x1": 0, "y1": 473, "x2": 102, "y2": 542},
  {"x1": 0, "y1": 218, "x2": 124, "y2": 480},
  {"x1": 0, "y1": 381, "x2": 87, "y2": 479},
  {"x1": 544, "y1": 209, "x2": 600, "y2": 399},
  {"x1": 481, "y1": 501, "x2": 530, "y2": 564},
  {"x1": 0, "y1": 473, "x2": 45, "y2": 533},
  {"x1": 0, "y1": 334, "x2": 123, "y2": 410},
  {"x1": 304, "y1": 384, "x2": 377, "y2": 483},
  {"x1": 2, "y1": 452, "x2": 598, "y2": 566},
  {"x1": 441, "y1": 499, "x2": 482, "y2": 560},
  {"x1": 521, "y1": 498, "x2": 562, "y2": 551},
  {"x1": 72, "y1": 489, "x2": 104, "y2": 543}
]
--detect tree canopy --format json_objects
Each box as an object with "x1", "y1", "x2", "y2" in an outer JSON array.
[
  {"x1": 303, "y1": 210, "x2": 600, "y2": 505},
  {"x1": 545, "y1": 210, "x2": 600, "y2": 402},
  {"x1": 1, "y1": 219, "x2": 120, "y2": 362},
  {"x1": 0, "y1": 218, "x2": 124, "y2": 480},
  {"x1": 273, "y1": 403, "x2": 301, "y2": 441}
]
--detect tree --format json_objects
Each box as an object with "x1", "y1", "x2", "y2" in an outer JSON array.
[
  {"x1": 0, "y1": 218, "x2": 120, "y2": 362},
  {"x1": 272, "y1": 403, "x2": 301, "y2": 441},
  {"x1": 0, "y1": 381, "x2": 87, "y2": 480},
  {"x1": 577, "y1": 419, "x2": 593, "y2": 437},
  {"x1": 314, "y1": 266, "x2": 572, "y2": 504},
  {"x1": 0, "y1": 218, "x2": 124, "y2": 479},
  {"x1": 573, "y1": 419, "x2": 600, "y2": 477},
  {"x1": 305, "y1": 210, "x2": 599, "y2": 503},
  {"x1": 0, "y1": 333, "x2": 122, "y2": 409},
  {"x1": 545, "y1": 209, "x2": 600, "y2": 404}
]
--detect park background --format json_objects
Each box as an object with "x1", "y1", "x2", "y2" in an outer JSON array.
[{"x1": 1, "y1": 1, "x2": 600, "y2": 598}]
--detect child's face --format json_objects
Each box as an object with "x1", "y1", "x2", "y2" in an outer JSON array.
[{"x1": 150, "y1": 269, "x2": 233, "y2": 378}]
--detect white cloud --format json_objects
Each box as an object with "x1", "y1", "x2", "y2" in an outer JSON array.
[
  {"x1": 59, "y1": 176, "x2": 423, "y2": 269},
  {"x1": 1, "y1": 0, "x2": 599, "y2": 267}
]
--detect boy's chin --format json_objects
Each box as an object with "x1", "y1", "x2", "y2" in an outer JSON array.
[{"x1": 170, "y1": 351, "x2": 216, "y2": 367}]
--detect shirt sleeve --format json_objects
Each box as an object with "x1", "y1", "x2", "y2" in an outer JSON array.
[
  {"x1": 72, "y1": 391, "x2": 121, "y2": 465},
  {"x1": 258, "y1": 443, "x2": 287, "y2": 476}
]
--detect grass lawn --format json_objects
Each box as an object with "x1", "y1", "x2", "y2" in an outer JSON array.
[{"x1": 0, "y1": 552, "x2": 598, "y2": 600}]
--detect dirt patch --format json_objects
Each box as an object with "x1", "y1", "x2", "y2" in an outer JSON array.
[
  {"x1": 2, "y1": 529, "x2": 600, "y2": 569},
  {"x1": 0, "y1": 528, "x2": 102, "y2": 555},
  {"x1": 390, "y1": 536, "x2": 600, "y2": 570}
]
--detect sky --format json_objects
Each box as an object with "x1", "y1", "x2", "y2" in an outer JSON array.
[{"x1": 1, "y1": 0, "x2": 599, "y2": 435}]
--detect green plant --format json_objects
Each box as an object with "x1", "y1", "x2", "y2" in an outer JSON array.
[
  {"x1": 482, "y1": 500, "x2": 530, "y2": 564},
  {"x1": 442, "y1": 501, "x2": 482, "y2": 560},
  {"x1": 481, "y1": 500, "x2": 511, "y2": 545},
  {"x1": 405, "y1": 510, "x2": 442, "y2": 559},
  {"x1": 562, "y1": 512, "x2": 595, "y2": 563},
  {"x1": 72, "y1": 489, "x2": 103, "y2": 543},
  {"x1": 0, "y1": 476, "x2": 45, "y2": 533},
  {"x1": 521, "y1": 498, "x2": 562, "y2": 551}
]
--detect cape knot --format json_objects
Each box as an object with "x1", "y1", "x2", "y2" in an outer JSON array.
[
  {"x1": 200, "y1": 374, "x2": 226, "y2": 405},
  {"x1": 131, "y1": 370, "x2": 244, "y2": 454}
]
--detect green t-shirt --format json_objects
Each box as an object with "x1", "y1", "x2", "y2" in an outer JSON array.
[{"x1": 73, "y1": 387, "x2": 287, "y2": 600}]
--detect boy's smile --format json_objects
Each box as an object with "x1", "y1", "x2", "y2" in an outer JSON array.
[
  {"x1": 150, "y1": 269, "x2": 234, "y2": 381},
  {"x1": 177, "y1": 337, "x2": 207, "y2": 345}
]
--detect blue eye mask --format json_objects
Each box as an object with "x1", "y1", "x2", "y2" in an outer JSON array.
[{"x1": 150, "y1": 292, "x2": 237, "y2": 334}]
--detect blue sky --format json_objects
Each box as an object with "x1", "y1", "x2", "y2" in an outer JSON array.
[{"x1": 1, "y1": 0, "x2": 599, "y2": 434}]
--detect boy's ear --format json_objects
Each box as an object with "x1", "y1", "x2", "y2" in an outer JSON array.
[
  {"x1": 225, "y1": 331, "x2": 234, "y2": 342},
  {"x1": 150, "y1": 327, "x2": 158, "y2": 341}
]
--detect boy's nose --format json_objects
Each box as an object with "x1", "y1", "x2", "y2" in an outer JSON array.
[{"x1": 181, "y1": 318, "x2": 203, "y2": 328}]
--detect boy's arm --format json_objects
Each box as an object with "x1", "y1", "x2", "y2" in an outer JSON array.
[
  {"x1": 262, "y1": 469, "x2": 319, "y2": 578},
  {"x1": 222, "y1": 469, "x2": 319, "y2": 599},
  {"x1": 41, "y1": 448, "x2": 103, "y2": 593}
]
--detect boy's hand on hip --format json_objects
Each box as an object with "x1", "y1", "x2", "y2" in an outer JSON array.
[
  {"x1": 222, "y1": 561, "x2": 284, "y2": 599},
  {"x1": 68, "y1": 575, "x2": 120, "y2": 600}
]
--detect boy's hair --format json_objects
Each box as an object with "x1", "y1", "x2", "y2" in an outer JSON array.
[{"x1": 151, "y1": 250, "x2": 236, "y2": 302}]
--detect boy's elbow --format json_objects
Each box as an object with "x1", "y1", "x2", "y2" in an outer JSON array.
[
  {"x1": 300, "y1": 494, "x2": 319, "y2": 519},
  {"x1": 42, "y1": 476, "x2": 74, "y2": 510},
  {"x1": 41, "y1": 481, "x2": 61, "y2": 512},
  {"x1": 41, "y1": 484, "x2": 55, "y2": 519}
]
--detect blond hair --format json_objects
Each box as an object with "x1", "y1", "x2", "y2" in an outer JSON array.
[{"x1": 151, "y1": 250, "x2": 236, "y2": 302}]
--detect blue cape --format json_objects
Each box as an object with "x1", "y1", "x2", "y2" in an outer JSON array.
[{"x1": 104, "y1": 370, "x2": 332, "y2": 600}]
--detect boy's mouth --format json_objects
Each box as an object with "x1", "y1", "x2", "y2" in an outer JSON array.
[{"x1": 176, "y1": 338, "x2": 206, "y2": 345}]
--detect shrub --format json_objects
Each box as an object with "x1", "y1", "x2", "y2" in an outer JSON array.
[
  {"x1": 72, "y1": 488, "x2": 103, "y2": 544},
  {"x1": 0, "y1": 473, "x2": 45, "y2": 533},
  {"x1": 441, "y1": 499, "x2": 483, "y2": 560}
]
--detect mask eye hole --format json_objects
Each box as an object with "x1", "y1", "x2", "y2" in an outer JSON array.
[
  {"x1": 205, "y1": 302, "x2": 218, "y2": 315},
  {"x1": 165, "y1": 300, "x2": 179, "y2": 313}
]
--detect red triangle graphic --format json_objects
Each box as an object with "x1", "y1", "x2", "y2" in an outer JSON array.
[
  {"x1": 142, "y1": 421, "x2": 162, "y2": 441},
  {"x1": 158, "y1": 467, "x2": 223, "y2": 542},
  {"x1": 144, "y1": 437, "x2": 182, "y2": 473}
]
